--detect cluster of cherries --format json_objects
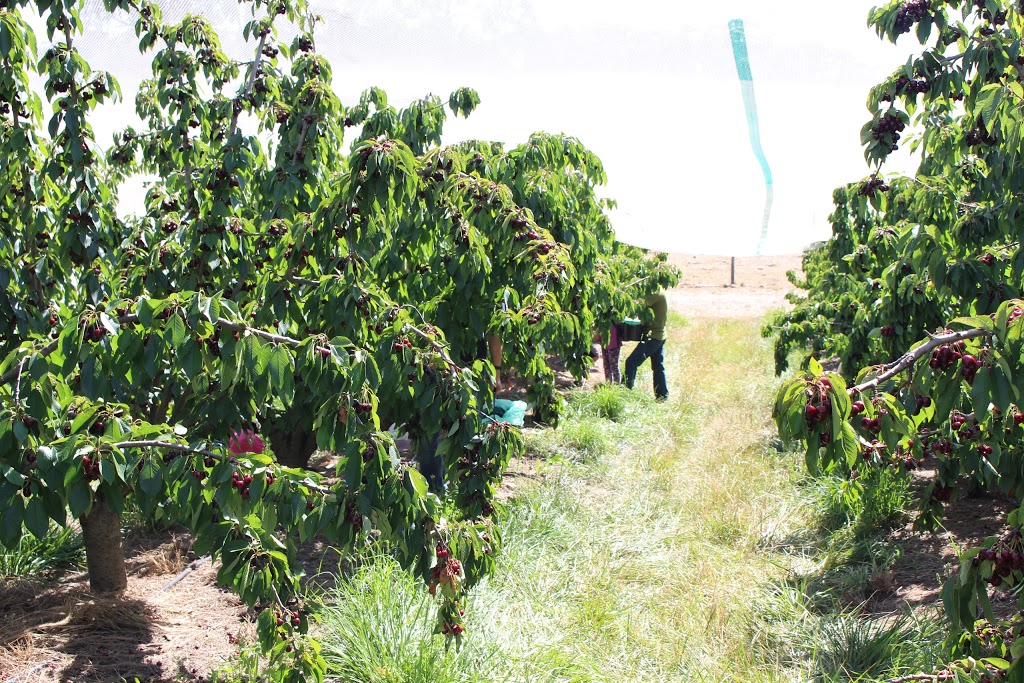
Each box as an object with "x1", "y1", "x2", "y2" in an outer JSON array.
[
  {"x1": 851, "y1": 400, "x2": 885, "y2": 435},
  {"x1": 966, "y1": 122, "x2": 998, "y2": 147},
  {"x1": 931, "y1": 482, "x2": 954, "y2": 502},
  {"x1": 961, "y1": 353, "x2": 984, "y2": 386},
  {"x1": 513, "y1": 229, "x2": 540, "y2": 242},
  {"x1": 892, "y1": 74, "x2": 931, "y2": 97},
  {"x1": 83, "y1": 322, "x2": 107, "y2": 343},
  {"x1": 857, "y1": 175, "x2": 889, "y2": 197},
  {"x1": 912, "y1": 394, "x2": 933, "y2": 415},
  {"x1": 391, "y1": 337, "x2": 415, "y2": 354},
  {"x1": 230, "y1": 470, "x2": 255, "y2": 500},
  {"x1": 804, "y1": 379, "x2": 835, "y2": 447},
  {"x1": 978, "y1": 1, "x2": 1008, "y2": 25},
  {"x1": 973, "y1": 528, "x2": 1024, "y2": 588},
  {"x1": 923, "y1": 436, "x2": 954, "y2": 456},
  {"x1": 950, "y1": 412, "x2": 976, "y2": 438},
  {"x1": 880, "y1": 325, "x2": 897, "y2": 337},
  {"x1": 871, "y1": 113, "x2": 906, "y2": 151},
  {"x1": 274, "y1": 609, "x2": 303, "y2": 628},
  {"x1": 898, "y1": 447, "x2": 925, "y2": 471},
  {"x1": 929, "y1": 337, "x2": 967, "y2": 371},
  {"x1": 894, "y1": 0, "x2": 930, "y2": 35},
  {"x1": 345, "y1": 500, "x2": 363, "y2": 529},
  {"x1": 432, "y1": 543, "x2": 466, "y2": 635},
  {"x1": 350, "y1": 399, "x2": 374, "y2": 416},
  {"x1": 81, "y1": 455, "x2": 102, "y2": 481}
]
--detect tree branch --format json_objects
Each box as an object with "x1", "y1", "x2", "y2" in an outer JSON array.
[
  {"x1": 113, "y1": 440, "x2": 334, "y2": 494},
  {"x1": 228, "y1": 32, "x2": 267, "y2": 136},
  {"x1": 849, "y1": 328, "x2": 990, "y2": 395},
  {"x1": 886, "y1": 673, "x2": 957, "y2": 683},
  {"x1": 0, "y1": 313, "x2": 331, "y2": 386}
]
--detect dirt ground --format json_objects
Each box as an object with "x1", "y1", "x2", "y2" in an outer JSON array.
[
  {"x1": 0, "y1": 531, "x2": 251, "y2": 683},
  {"x1": 875, "y1": 473, "x2": 1019, "y2": 616},
  {"x1": 666, "y1": 253, "x2": 804, "y2": 319}
]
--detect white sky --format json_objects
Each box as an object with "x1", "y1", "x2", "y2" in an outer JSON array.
[{"x1": 70, "y1": 0, "x2": 924, "y2": 255}]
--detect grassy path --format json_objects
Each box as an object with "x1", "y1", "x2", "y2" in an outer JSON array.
[
  {"x1": 316, "y1": 312, "x2": 803, "y2": 682},
  {"x1": 477, "y1": 313, "x2": 795, "y2": 682}
]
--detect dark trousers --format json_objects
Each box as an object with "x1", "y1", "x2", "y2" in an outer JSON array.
[
  {"x1": 415, "y1": 432, "x2": 444, "y2": 493},
  {"x1": 625, "y1": 339, "x2": 667, "y2": 399}
]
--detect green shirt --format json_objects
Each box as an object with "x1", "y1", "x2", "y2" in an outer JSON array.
[{"x1": 645, "y1": 293, "x2": 667, "y2": 341}]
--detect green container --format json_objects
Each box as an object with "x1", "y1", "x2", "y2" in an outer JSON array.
[{"x1": 620, "y1": 318, "x2": 644, "y2": 342}]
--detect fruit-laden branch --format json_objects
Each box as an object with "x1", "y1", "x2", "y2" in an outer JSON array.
[
  {"x1": 114, "y1": 440, "x2": 334, "y2": 494},
  {"x1": 402, "y1": 323, "x2": 502, "y2": 426},
  {"x1": 849, "y1": 328, "x2": 990, "y2": 395},
  {"x1": 0, "y1": 314, "x2": 329, "y2": 386},
  {"x1": 404, "y1": 323, "x2": 460, "y2": 372}
]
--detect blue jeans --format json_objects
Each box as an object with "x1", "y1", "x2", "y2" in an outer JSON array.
[{"x1": 625, "y1": 339, "x2": 667, "y2": 399}]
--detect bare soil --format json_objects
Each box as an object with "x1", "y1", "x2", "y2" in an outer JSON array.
[
  {"x1": 666, "y1": 253, "x2": 803, "y2": 319},
  {"x1": 874, "y1": 471, "x2": 1019, "y2": 617},
  {"x1": 0, "y1": 530, "x2": 250, "y2": 683}
]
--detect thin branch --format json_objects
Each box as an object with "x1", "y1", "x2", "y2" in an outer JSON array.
[
  {"x1": 113, "y1": 440, "x2": 334, "y2": 494},
  {"x1": 0, "y1": 313, "x2": 330, "y2": 386},
  {"x1": 622, "y1": 275, "x2": 651, "y2": 290},
  {"x1": 849, "y1": 328, "x2": 990, "y2": 395},
  {"x1": 228, "y1": 32, "x2": 267, "y2": 136},
  {"x1": 175, "y1": 68, "x2": 197, "y2": 210},
  {"x1": 1, "y1": 342, "x2": 58, "y2": 385},
  {"x1": 114, "y1": 440, "x2": 222, "y2": 459},
  {"x1": 13, "y1": 358, "x2": 26, "y2": 409},
  {"x1": 404, "y1": 323, "x2": 459, "y2": 372},
  {"x1": 886, "y1": 673, "x2": 957, "y2": 683},
  {"x1": 403, "y1": 323, "x2": 500, "y2": 425},
  {"x1": 289, "y1": 116, "x2": 312, "y2": 165},
  {"x1": 287, "y1": 274, "x2": 320, "y2": 287}
]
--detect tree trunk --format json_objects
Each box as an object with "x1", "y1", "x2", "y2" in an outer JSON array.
[
  {"x1": 80, "y1": 493, "x2": 127, "y2": 593},
  {"x1": 269, "y1": 425, "x2": 318, "y2": 468}
]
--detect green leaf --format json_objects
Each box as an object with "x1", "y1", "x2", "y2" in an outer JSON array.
[
  {"x1": 2, "y1": 496, "x2": 24, "y2": 546},
  {"x1": 404, "y1": 469, "x2": 428, "y2": 499},
  {"x1": 971, "y1": 366, "x2": 993, "y2": 422},
  {"x1": 240, "y1": 335, "x2": 262, "y2": 374},
  {"x1": 139, "y1": 460, "x2": 163, "y2": 497},
  {"x1": 805, "y1": 438, "x2": 820, "y2": 477},
  {"x1": 68, "y1": 479, "x2": 93, "y2": 519},
  {"x1": 267, "y1": 345, "x2": 292, "y2": 400},
  {"x1": 166, "y1": 314, "x2": 187, "y2": 347},
  {"x1": 4, "y1": 468, "x2": 26, "y2": 486},
  {"x1": 24, "y1": 496, "x2": 49, "y2": 539},
  {"x1": 977, "y1": 83, "x2": 1004, "y2": 126}
]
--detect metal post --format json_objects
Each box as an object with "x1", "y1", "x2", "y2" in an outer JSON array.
[{"x1": 731, "y1": 256, "x2": 736, "y2": 286}]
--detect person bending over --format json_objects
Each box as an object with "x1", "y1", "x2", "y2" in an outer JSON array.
[{"x1": 625, "y1": 292, "x2": 668, "y2": 401}]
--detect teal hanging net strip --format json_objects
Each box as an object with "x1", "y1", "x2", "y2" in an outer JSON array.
[{"x1": 729, "y1": 19, "x2": 773, "y2": 253}]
